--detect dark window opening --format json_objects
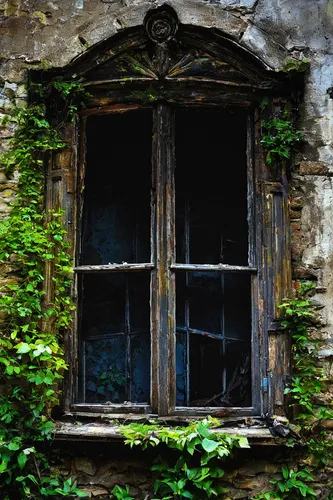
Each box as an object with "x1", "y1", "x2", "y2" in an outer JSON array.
[
  {"x1": 77, "y1": 105, "x2": 253, "y2": 411},
  {"x1": 175, "y1": 109, "x2": 248, "y2": 266},
  {"x1": 175, "y1": 109, "x2": 251, "y2": 407},
  {"x1": 79, "y1": 110, "x2": 152, "y2": 404},
  {"x1": 81, "y1": 110, "x2": 152, "y2": 265}
]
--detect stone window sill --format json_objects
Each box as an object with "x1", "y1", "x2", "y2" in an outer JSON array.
[{"x1": 54, "y1": 417, "x2": 277, "y2": 446}]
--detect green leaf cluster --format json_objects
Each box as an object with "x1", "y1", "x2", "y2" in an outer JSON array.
[
  {"x1": 281, "y1": 58, "x2": 311, "y2": 74},
  {"x1": 261, "y1": 110, "x2": 304, "y2": 165},
  {"x1": 254, "y1": 465, "x2": 316, "y2": 500},
  {"x1": 51, "y1": 77, "x2": 91, "y2": 121},
  {"x1": 112, "y1": 484, "x2": 135, "y2": 500},
  {"x1": 278, "y1": 292, "x2": 333, "y2": 468},
  {"x1": 120, "y1": 417, "x2": 249, "y2": 499},
  {"x1": 279, "y1": 296, "x2": 331, "y2": 424}
]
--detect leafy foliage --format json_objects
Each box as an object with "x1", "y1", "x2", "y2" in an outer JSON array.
[
  {"x1": 280, "y1": 295, "x2": 332, "y2": 424},
  {"x1": 255, "y1": 465, "x2": 316, "y2": 499},
  {"x1": 112, "y1": 484, "x2": 135, "y2": 500},
  {"x1": 261, "y1": 110, "x2": 304, "y2": 165},
  {"x1": 280, "y1": 293, "x2": 333, "y2": 470},
  {"x1": 121, "y1": 417, "x2": 249, "y2": 499},
  {"x1": 281, "y1": 58, "x2": 311, "y2": 74},
  {"x1": 0, "y1": 87, "x2": 86, "y2": 497},
  {"x1": 51, "y1": 77, "x2": 90, "y2": 121},
  {"x1": 252, "y1": 287, "x2": 332, "y2": 500}
]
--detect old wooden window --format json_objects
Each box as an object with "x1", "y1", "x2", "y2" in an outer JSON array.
[{"x1": 45, "y1": 5, "x2": 293, "y2": 417}]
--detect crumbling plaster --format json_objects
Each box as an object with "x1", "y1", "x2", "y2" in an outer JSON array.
[{"x1": 1, "y1": 0, "x2": 333, "y2": 335}]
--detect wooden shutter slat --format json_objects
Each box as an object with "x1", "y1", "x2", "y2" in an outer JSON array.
[{"x1": 263, "y1": 180, "x2": 292, "y2": 416}]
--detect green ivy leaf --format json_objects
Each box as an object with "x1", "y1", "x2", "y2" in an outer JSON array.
[
  {"x1": 17, "y1": 452, "x2": 27, "y2": 469},
  {"x1": 16, "y1": 343, "x2": 31, "y2": 354},
  {"x1": 201, "y1": 438, "x2": 218, "y2": 453}
]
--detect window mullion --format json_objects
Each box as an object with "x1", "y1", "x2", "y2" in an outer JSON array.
[{"x1": 151, "y1": 102, "x2": 176, "y2": 415}]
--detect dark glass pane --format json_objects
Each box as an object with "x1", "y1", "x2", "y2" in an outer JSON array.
[
  {"x1": 129, "y1": 273, "x2": 150, "y2": 333},
  {"x1": 225, "y1": 339, "x2": 251, "y2": 407},
  {"x1": 189, "y1": 334, "x2": 223, "y2": 406},
  {"x1": 175, "y1": 108, "x2": 248, "y2": 265},
  {"x1": 224, "y1": 274, "x2": 252, "y2": 340},
  {"x1": 85, "y1": 337, "x2": 127, "y2": 403},
  {"x1": 175, "y1": 271, "x2": 251, "y2": 407},
  {"x1": 79, "y1": 272, "x2": 151, "y2": 404},
  {"x1": 188, "y1": 272, "x2": 223, "y2": 335},
  {"x1": 81, "y1": 274, "x2": 125, "y2": 336},
  {"x1": 176, "y1": 271, "x2": 186, "y2": 329},
  {"x1": 131, "y1": 334, "x2": 150, "y2": 403},
  {"x1": 190, "y1": 199, "x2": 223, "y2": 264},
  {"x1": 176, "y1": 331, "x2": 186, "y2": 406},
  {"x1": 81, "y1": 109, "x2": 152, "y2": 265},
  {"x1": 176, "y1": 198, "x2": 186, "y2": 263}
]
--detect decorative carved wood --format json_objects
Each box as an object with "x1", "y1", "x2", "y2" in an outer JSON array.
[{"x1": 64, "y1": 6, "x2": 284, "y2": 93}]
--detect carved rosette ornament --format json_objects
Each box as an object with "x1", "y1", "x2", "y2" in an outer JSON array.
[
  {"x1": 145, "y1": 7, "x2": 178, "y2": 43},
  {"x1": 144, "y1": 7, "x2": 179, "y2": 78}
]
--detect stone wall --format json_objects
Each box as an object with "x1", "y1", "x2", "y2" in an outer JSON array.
[
  {"x1": 51, "y1": 440, "x2": 333, "y2": 498},
  {"x1": 1, "y1": 0, "x2": 333, "y2": 498}
]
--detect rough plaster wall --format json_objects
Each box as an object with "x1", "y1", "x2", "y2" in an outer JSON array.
[
  {"x1": 1, "y1": 0, "x2": 333, "y2": 357},
  {"x1": 1, "y1": 1, "x2": 333, "y2": 496}
]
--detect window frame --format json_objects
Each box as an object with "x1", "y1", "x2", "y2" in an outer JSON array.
[
  {"x1": 69, "y1": 101, "x2": 262, "y2": 417},
  {"x1": 41, "y1": 7, "x2": 293, "y2": 419}
]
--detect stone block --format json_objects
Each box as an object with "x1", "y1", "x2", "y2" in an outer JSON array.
[
  {"x1": 75, "y1": 457, "x2": 98, "y2": 476},
  {"x1": 232, "y1": 473, "x2": 271, "y2": 490},
  {"x1": 299, "y1": 161, "x2": 332, "y2": 176}
]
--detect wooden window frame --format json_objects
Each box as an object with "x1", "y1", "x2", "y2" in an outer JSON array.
[
  {"x1": 68, "y1": 102, "x2": 263, "y2": 417},
  {"x1": 42, "y1": 6, "x2": 293, "y2": 419}
]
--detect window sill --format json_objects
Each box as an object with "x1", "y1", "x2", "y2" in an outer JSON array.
[{"x1": 54, "y1": 418, "x2": 277, "y2": 446}]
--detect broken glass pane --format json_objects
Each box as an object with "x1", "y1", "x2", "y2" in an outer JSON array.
[{"x1": 176, "y1": 272, "x2": 251, "y2": 407}]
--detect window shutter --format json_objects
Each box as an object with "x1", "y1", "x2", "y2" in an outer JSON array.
[
  {"x1": 263, "y1": 179, "x2": 292, "y2": 416},
  {"x1": 45, "y1": 121, "x2": 78, "y2": 411}
]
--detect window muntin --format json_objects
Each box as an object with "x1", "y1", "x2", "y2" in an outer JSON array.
[{"x1": 76, "y1": 105, "x2": 256, "y2": 412}]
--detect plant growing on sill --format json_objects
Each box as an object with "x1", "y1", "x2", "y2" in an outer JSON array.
[{"x1": 120, "y1": 417, "x2": 250, "y2": 500}]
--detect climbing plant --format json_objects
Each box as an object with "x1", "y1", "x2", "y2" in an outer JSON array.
[
  {"x1": 0, "y1": 70, "x2": 331, "y2": 500},
  {"x1": 0, "y1": 81, "x2": 88, "y2": 498},
  {"x1": 280, "y1": 290, "x2": 333, "y2": 464},
  {"x1": 252, "y1": 286, "x2": 333, "y2": 499}
]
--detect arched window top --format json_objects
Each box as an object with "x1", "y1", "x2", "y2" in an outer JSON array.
[{"x1": 58, "y1": 5, "x2": 285, "y2": 95}]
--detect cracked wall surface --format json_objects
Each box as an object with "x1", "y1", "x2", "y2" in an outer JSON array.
[
  {"x1": 1, "y1": 0, "x2": 333, "y2": 497},
  {"x1": 1, "y1": 0, "x2": 332, "y2": 372}
]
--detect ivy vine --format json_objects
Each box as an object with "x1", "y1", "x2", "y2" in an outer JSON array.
[
  {"x1": 253, "y1": 286, "x2": 333, "y2": 500},
  {"x1": 0, "y1": 81, "x2": 88, "y2": 498},
  {"x1": 0, "y1": 73, "x2": 332, "y2": 500}
]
